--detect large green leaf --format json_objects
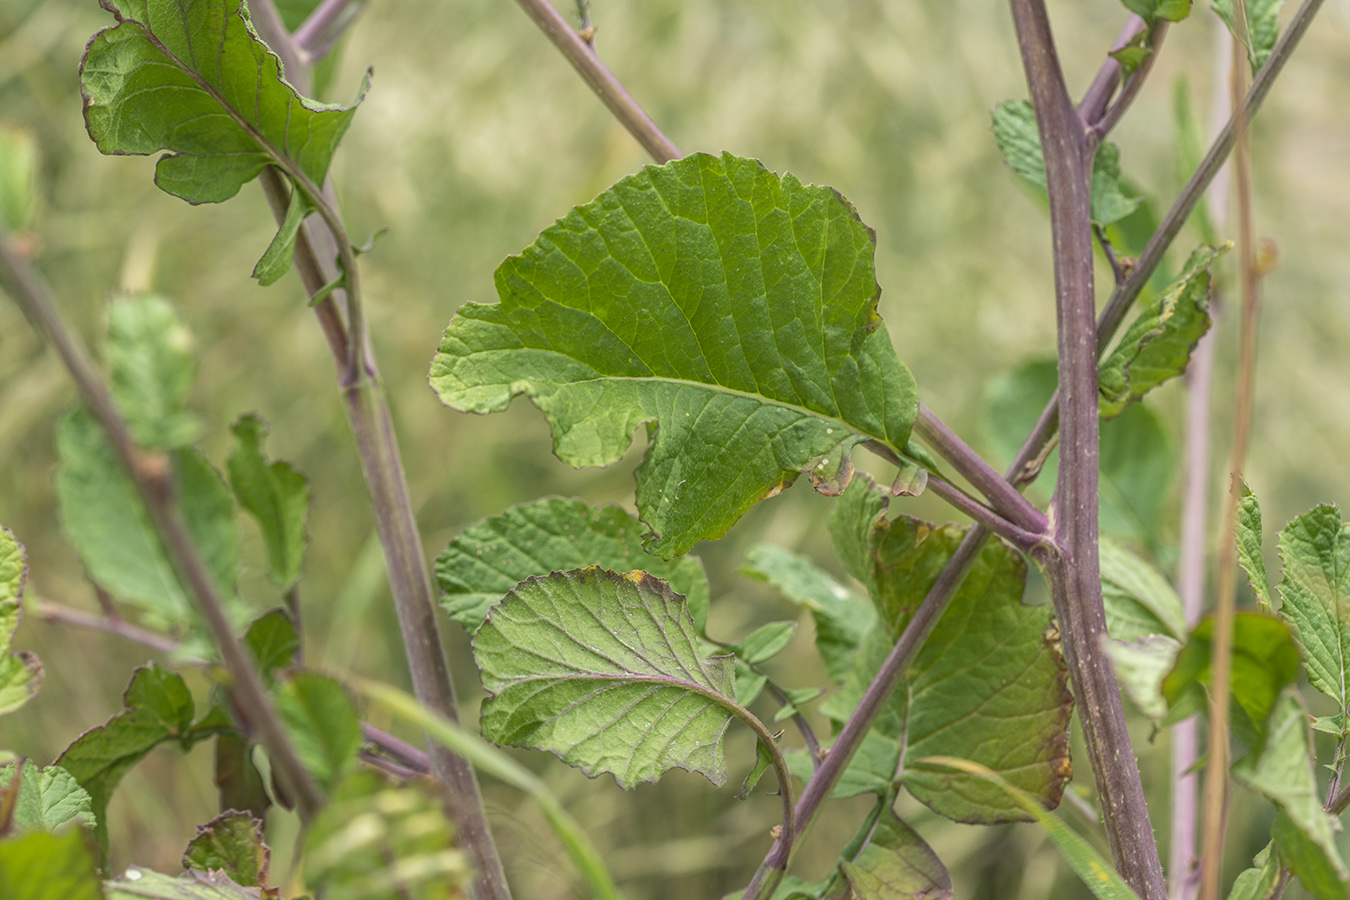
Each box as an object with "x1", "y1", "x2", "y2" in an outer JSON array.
[
  {"x1": 227, "y1": 415, "x2": 309, "y2": 590},
  {"x1": 1098, "y1": 246, "x2": 1225, "y2": 418},
  {"x1": 1232, "y1": 691, "x2": 1349, "y2": 898},
  {"x1": 1213, "y1": 0, "x2": 1285, "y2": 72},
  {"x1": 54, "y1": 411, "x2": 239, "y2": 632},
  {"x1": 0, "y1": 764, "x2": 95, "y2": 834},
  {"x1": 431, "y1": 152, "x2": 918, "y2": 557},
  {"x1": 107, "y1": 295, "x2": 200, "y2": 450},
  {"x1": 743, "y1": 544, "x2": 875, "y2": 684},
  {"x1": 839, "y1": 809, "x2": 952, "y2": 900},
  {"x1": 0, "y1": 527, "x2": 41, "y2": 717},
  {"x1": 79, "y1": 0, "x2": 366, "y2": 281},
  {"x1": 0, "y1": 829, "x2": 103, "y2": 900},
  {"x1": 1276, "y1": 505, "x2": 1350, "y2": 728},
  {"x1": 473, "y1": 566, "x2": 740, "y2": 788},
  {"x1": 436, "y1": 497, "x2": 709, "y2": 633}
]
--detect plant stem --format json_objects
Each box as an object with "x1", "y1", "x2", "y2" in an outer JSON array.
[
  {"x1": 924, "y1": 473, "x2": 1047, "y2": 554},
  {"x1": 293, "y1": 0, "x2": 366, "y2": 62},
  {"x1": 1095, "y1": 20, "x2": 1168, "y2": 139},
  {"x1": 32, "y1": 598, "x2": 182, "y2": 656},
  {"x1": 1077, "y1": 14, "x2": 1148, "y2": 125},
  {"x1": 513, "y1": 0, "x2": 681, "y2": 163},
  {"x1": 0, "y1": 228, "x2": 326, "y2": 821}
]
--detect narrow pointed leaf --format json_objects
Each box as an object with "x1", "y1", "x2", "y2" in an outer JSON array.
[
  {"x1": 106, "y1": 295, "x2": 200, "y2": 450},
  {"x1": 431, "y1": 152, "x2": 918, "y2": 557},
  {"x1": 436, "y1": 497, "x2": 709, "y2": 633},
  {"x1": 252, "y1": 188, "x2": 312, "y2": 286},
  {"x1": 227, "y1": 415, "x2": 309, "y2": 590},
  {"x1": 732, "y1": 621, "x2": 797, "y2": 666},
  {"x1": 1098, "y1": 245, "x2": 1225, "y2": 418},
  {"x1": 183, "y1": 811, "x2": 270, "y2": 890},
  {"x1": 1276, "y1": 505, "x2": 1350, "y2": 724},
  {"x1": 80, "y1": 0, "x2": 363, "y2": 205},
  {"x1": 1213, "y1": 0, "x2": 1285, "y2": 72},
  {"x1": 1238, "y1": 482, "x2": 1274, "y2": 609},
  {"x1": 839, "y1": 810, "x2": 953, "y2": 900},
  {"x1": 0, "y1": 764, "x2": 96, "y2": 833},
  {"x1": 743, "y1": 544, "x2": 875, "y2": 684},
  {"x1": 473, "y1": 566, "x2": 739, "y2": 788},
  {"x1": 275, "y1": 674, "x2": 359, "y2": 794},
  {"x1": 0, "y1": 829, "x2": 103, "y2": 900},
  {"x1": 0, "y1": 527, "x2": 41, "y2": 717}
]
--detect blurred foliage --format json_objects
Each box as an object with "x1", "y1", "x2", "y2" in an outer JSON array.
[{"x1": 1, "y1": 0, "x2": 1349, "y2": 897}]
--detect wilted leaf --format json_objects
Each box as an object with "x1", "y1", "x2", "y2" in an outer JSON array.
[
  {"x1": 840, "y1": 810, "x2": 952, "y2": 900},
  {"x1": 0, "y1": 828, "x2": 103, "y2": 900},
  {"x1": 227, "y1": 415, "x2": 309, "y2": 590},
  {"x1": 275, "y1": 674, "x2": 359, "y2": 794},
  {"x1": 430, "y1": 152, "x2": 918, "y2": 557},
  {"x1": 107, "y1": 295, "x2": 200, "y2": 450},
  {"x1": 0, "y1": 527, "x2": 40, "y2": 717},
  {"x1": 0, "y1": 764, "x2": 95, "y2": 834},
  {"x1": 1276, "y1": 505, "x2": 1350, "y2": 726},
  {"x1": 436, "y1": 497, "x2": 709, "y2": 633},
  {"x1": 183, "y1": 811, "x2": 270, "y2": 891},
  {"x1": 1213, "y1": 0, "x2": 1284, "y2": 72},
  {"x1": 474, "y1": 567, "x2": 739, "y2": 787}
]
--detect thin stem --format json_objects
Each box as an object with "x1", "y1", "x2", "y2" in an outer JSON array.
[
  {"x1": 1095, "y1": 21, "x2": 1169, "y2": 138},
  {"x1": 913, "y1": 404, "x2": 1049, "y2": 536},
  {"x1": 293, "y1": 0, "x2": 366, "y2": 63},
  {"x1": 513, "y1": 0, "x2": 681, "y2": 163},
  {"x1": 0, "y1": 229, "x2": 325, "y2": 821},
  {"x1": 33, "y1": 598, "x2": 181, "y2": 656},
  {"x1": 1095, "y1": 226, "x2": 1127, "y2": 287},
  {"x1": 1077, "y1": 15, "x2": 1148, "y2": 125},
  {"x1": 925, "y1": 473, "x2": 1046, "y2": 554},
  {"x1": 363, "y1": 722, "x2": 432, "y2": 773},
  {"x1": 764, "y1": 680, "x2": 821, "y2": 769}
]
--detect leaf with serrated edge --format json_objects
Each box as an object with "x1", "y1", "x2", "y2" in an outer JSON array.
[
  {"x1": 0, "y1": 527, "x2": 40, "y2": 716},
  {"x1": 0, "y1": 829, "x2": 103, "y2": 900},
  {"x1": 1232, "y1": 691, "x2": 1349, "y2": 895},
  {"x1": 183, "y1": 811, "x2": 270, "y2": 889},
  {"x1": 1213, "y1": 0, "x2": 1284, "y2": 72},
  {"x1": 840, "y1": 809, "x2": 953, "y2": 900},
  {"x1": 431, "y1": 152, "x2": 918, "y2": 557},
  {"x1": 1276, "y1": 505, "x2": 1350, "y2": 724},
  {"x1": 1098, "y1": 246, "x2": 1225, "y2": 418},
  {"x1": 228, "y1": 415, "x2": 309, "y2": 590},
  {"x1": 107, "y1": 295, "x2": 200, "y2": 450},
  {"x1": 1238, "y1": 481, "x2": 1274, "y2": 609},
  {"x1": 0, "y1": 763, "x2": 96, "y2": 833},
  {"x1": 474, "y1": 567, "x2": 738, "y2": 787},
  {"x1": 743, "y1": 544, "x2": 875, "y2": 684},
  {"x1": 437, "y1": 497, "x2": 709, "y2": 633}
]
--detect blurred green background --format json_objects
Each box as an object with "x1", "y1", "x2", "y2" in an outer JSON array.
[{"x1": 1, "y1": 0, "x2": 1349, "y2": 896}]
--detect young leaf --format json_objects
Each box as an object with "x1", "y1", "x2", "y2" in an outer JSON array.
[
  {"x1": 839, "y1": 809, "x2": 953, "y2": 900},
  {"x1": 274, "y1": 673, "x2": 360, "y2": 794},
  {"x1": 742, "y1": 544, "x2": 875, "y2": 684},
  {"x1": 436, "y1": 497, "x2": 709, "y2": 633},
  {"x1": 0, "y1": 828, "x2": 103, "y2": 900},
  {"x1": 1098, "y1": 245, "x2": 1226, "y2": 418},
  {"x1": 1100, "y1": 536, "x2": 1187, "y2": 642},
  {"x1": 430, "y1": 152, "x2": 919, "y2": 557},
  {"x1": 1232, "y1": 691, "x2": 1349, "y2": 897},
  {"x1": 251, "y1": 187, "x2": 313, "y2": 286},
  {"x1": 732, "y1": 621, "x2": 797, "y2": 666},
  {"x1": 1226, "y1": 843, "x2": 1281, "y2": 900},
  {"x1": 1237, "y1": 481, "x2": 1274, "y2": 609},
  {"x1": 0, "y1": 764, "x2": 96, "y2": 834},
  {"x1": 1276, "y1": 504, "x2": 1350, "y2": 727},
  {"x1": 182, "y1": 811, "x2": 270, "y2": 891},
  {"x1": 991, "y1": 101, "x2": 1141, "y2": 228},
  {"x1": 1213, "y1": 0, "x2": 1285, "y2": 73},
  {"x1": 106, "y1": 295, "x2": 201, "y2": 450},
  {"x1": 227, "y1": 415, "x2": 309, "y2": 590},
  {"x1": 243, "y1": 609, "x2": 300, "y2": 683},
  {"x1": 915, "y1": 758, "x2": 1143, "y2": 900},
  {"x1": 736, "y1": 739, "x2": 775, "y2": 800},
  {"x1": 0, "y1": 527, "x2": 41, "y2": 717},
  {"x1": 303, "y1": 771, "x2": 469, "y2": 900},
  {"x1": 473, "y1": 566, "x2": 740, "y2": 787},
  {"x1": 1121, "y1": 0, "x2": 1193, "y2": 22},
  {"x1": 54, "y1": 411, "x2": 240, "y2": 631}
]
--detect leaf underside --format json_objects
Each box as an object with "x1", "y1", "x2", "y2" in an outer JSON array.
[
  {"x1": 431, "y1": 152, "x2": 918, "y2": 557},
  {"x1": 0, "y1": 526, "x2": 41, "y2": 717}
]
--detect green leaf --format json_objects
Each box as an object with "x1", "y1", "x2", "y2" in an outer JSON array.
[
  {"x1": 1099, "y1": 403, "x2": 1174, "y2": 548},
  {"x1": 1104, "y1": 634, "x2": 1183, "y2": 720},
  {"x1": 1226, "y1": 843, "x2": 1281, "y2": 900},
  {"x1": 242, "y1": 609, "x2": 299, "y2": 683},
  {"x1": 732, "y1": 621, "x2": 797, "y2": 666},
  {"x1": 1100, "y1": 536, "x2": 1186, "y2": 641},
  {"x1": 473, "y1": 566, "x2": 739, "y2": 788},
  {"x1": 786, "y1": 730, "x2": 899, "y2": 801},
  {"x1": 1213, "y1": 0, "x2": 1285, "y2": 72},
  {"x1": 736, "y1": 738, "x2": 775, "y2": 800},
  {"x1": 1276, "y1": 504, "x2": 1350, "y2": 723},
  {"x1": 1122, "y1": 0, "x2": 1193, "y2": 22},
  {"x1": 227, "y1": 415, "x2": 309, "y2": 590},
  {"x1": 1272, "y1": 811, "x2": 1349, "y2": 900},
  {"x1": 57, "y1": 663, "x2": 200, "y2": 857},
  {"x1": 0, "y1": 125, "x2": 39, "y2": 232},
  {"x1": 1232, "y1": 691, "x2": 1349, "y2": 896},
  {"x1": 183, "y1": 811, "x2": 270, "y2": 889},
  {"x1": 742, "y1": 544, "x2": 875, "y2": 684},
  {"x1": 1162, "y1": 613, "x2": 1301, "y2": 749},
  {"x1": 303, "y1": 771, "x2": 469, "y2": 900},
  {"x1": 1109, "y1": 44, "x2": 1152, "y2": 78},
  {"x1": 106, "y1": 868, "x2": 262, "y2": 899},
  {"x1": 0, "y1": 527, "x2": 41, "y2": 717},
  {"x1": 275, "y1": 673, "x2": 360, "y2": 794},
  {"x1": 1174, "y1": 80, "x2": 1217, "y2": 246},
  {"x1": 252, "y1": 187, "x2": 312, "y2": 286},
  {"x1": 0, "y1": 828, "x2": 103, "y2": 900},
  {"x1": 436, "y1": 497, "x2": 710, "y2": 633},
  {"x1": 1098, "y1": 245, "x2": 1225, "y2": 418},
  {"x1": 54, "y1": 411, "x2": 239, "y2": 632},
  {"x1": 0, "y1": 764, "x2": 96, "y2": 834},
  {"x1": 80, "y1": 0, "x2": 363, "y2": 204},
  {"x1": 915, "y1": 757, "x2": 1142, "y2": 900},
  {"x1": 430, "y1": 152, "x2": 919, "y2": 557},
  {"x1": 1238, "y1": 481, "x2": 1274, "y2": 609},
  {"x1": 991, "y1": 101, "x2": 1141, "y2": 228},
  {"x1": 839, "y1": 809, "x2": 952, "y2": 900},
  {"x1": 106, "y1": 295, "x2": 200, "y2": 450}
]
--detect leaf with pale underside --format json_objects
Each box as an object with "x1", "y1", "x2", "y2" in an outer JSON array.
[
  {"x1": 431, "y1": 152, "x2": 918, "y2": 557},
  {"x1": 840, "y1": 809, "x2": 952, "y2": 900},
  {"x1": 436, "y1": 497, "x2": 709, "y2": 633},
  {"x1": 79, "y1": 0, "x2": 367, "y2": 283},
  {"x1": 0, "y1": 527, "x2": 41, "y2": 717},
  {"x1": 473, "y1": 566, "x2": 740, "y2": 788}
]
